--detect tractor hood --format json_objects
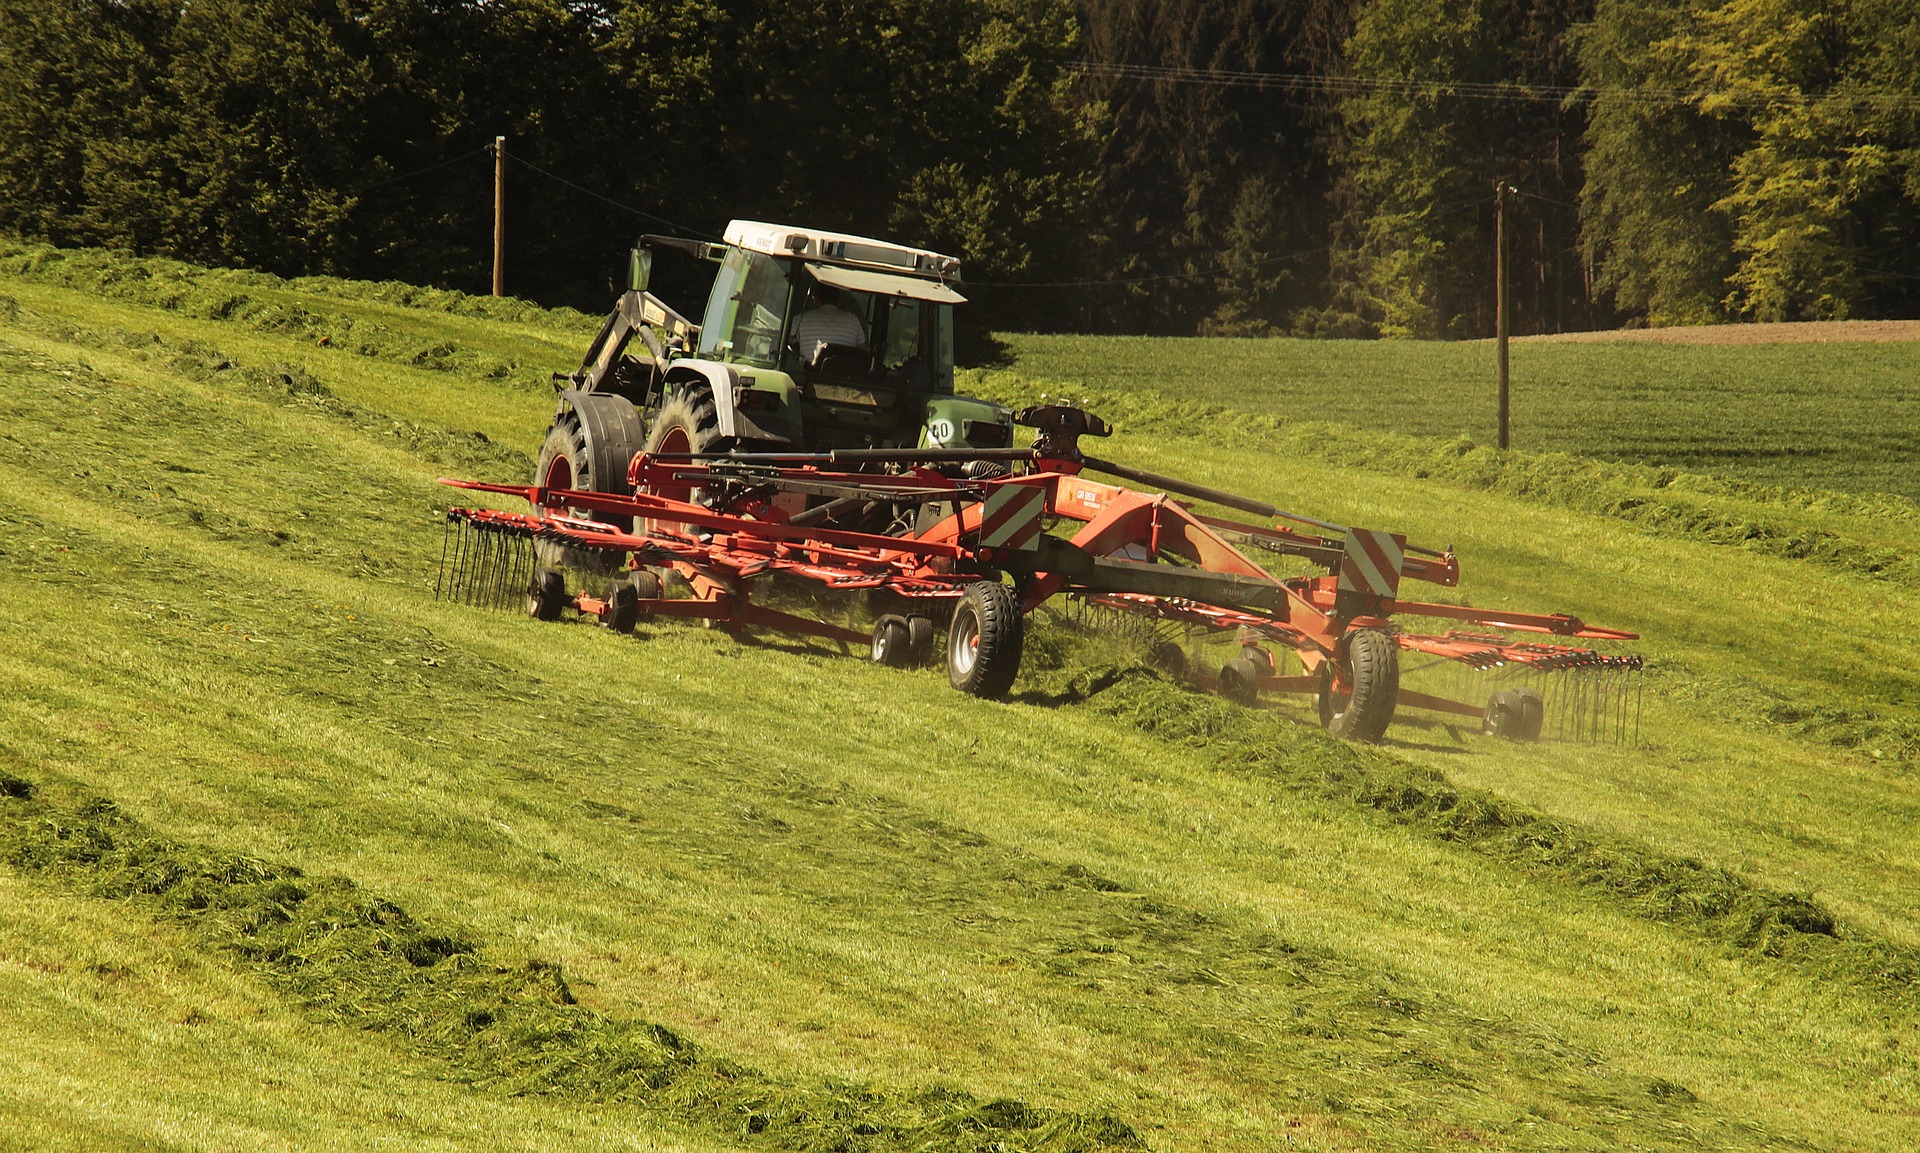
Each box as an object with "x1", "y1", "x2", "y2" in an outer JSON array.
[{"x1": 805, "y1": 262, "x2": 967, "y2": 305}]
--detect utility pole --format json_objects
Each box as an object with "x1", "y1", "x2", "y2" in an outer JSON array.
[
  {"x1": 492, "y1": 135, "x2": 506, "y2": 298},
  {"x1": 1494, "y1": 179, "x2": 1514, "y2": 450}
]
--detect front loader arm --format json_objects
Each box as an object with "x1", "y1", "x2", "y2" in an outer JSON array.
[{"x1": 560, "y1": 289, "x2": 701, "y2": 394}]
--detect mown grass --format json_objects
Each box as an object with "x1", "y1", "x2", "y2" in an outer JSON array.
[
  {"x1": 3, "y1": 243, "x2": 1919, "y2": 1151},
  {"x1": 999, "y1": 332, "x2": 1920, "y2": 501}
]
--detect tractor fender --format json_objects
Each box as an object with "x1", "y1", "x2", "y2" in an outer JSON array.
[
  {"x1": 552, "y1": 389, "x2": 645, "y2": 493},
  {"x1": 661, "y1": 360, "x2": 795, "y2": 444}
]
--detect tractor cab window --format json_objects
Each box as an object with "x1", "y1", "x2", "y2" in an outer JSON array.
[
  {"x1": 698, "y1": 248, "x2": 793, "y2": 367},
  {"x1": 789, "y1": 282, "x2": 955, "y2": 395}
]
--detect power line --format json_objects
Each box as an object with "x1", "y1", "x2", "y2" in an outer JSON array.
[
  {"x1": 345, "y1": 145, "x2": 492, "y2": 195},
  {"x1": 504, "y1": 153, "x2": 719, "y2": 240},
  {"x1": 1072, "y1": 60, "x2": 1920, "y2": 112},
  {"x1": 973, "y1": 194, "x2": 1494, "y2": 289}
]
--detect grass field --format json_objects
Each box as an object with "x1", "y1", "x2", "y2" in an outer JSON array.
[
  {"x1": 998, "y1": 332, "x2": 1920, "y2": 501},
  {"x1": 4, "y1": 241, "x2": 1919, "y2": 1151}
]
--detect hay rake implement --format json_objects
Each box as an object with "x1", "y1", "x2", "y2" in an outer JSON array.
[{"x1": 438, "y1": 405, "x2": 1640, "y2": 742}]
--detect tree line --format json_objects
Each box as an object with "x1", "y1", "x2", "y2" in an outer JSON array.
[{"x1": 3, "y1": 0, "x2": 1916, "y2": 340}]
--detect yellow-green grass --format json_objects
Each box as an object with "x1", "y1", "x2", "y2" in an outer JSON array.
[
  {"x1": 999, "y1": 332, "x2": 1920, "y2": 501},
  {"x1": 0, "y1": 877, "x2": 732, "y2": 1153},
  {"x1": 4, "y1": 245, "x2": 1919, "y2": 1151}
]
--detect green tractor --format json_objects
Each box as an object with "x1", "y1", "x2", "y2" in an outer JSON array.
[{"x1": 535, "y1": 220, "x2": 1013, "y2": 521}]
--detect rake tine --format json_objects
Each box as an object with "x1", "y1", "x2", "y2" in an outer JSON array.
[
  {"x1": 450, "y1": 516, "x2": 472, "y2": 604},
  {"x1": 505, "y1": 532, "x2": 530, "y2": 610},
  {"x1": 436, "y1": 515, "x2": 450, "y2": 600},
  {"x1": 464, "y1": 523, "x2": 487, "y2": 607},
  {"x1": 474, "y1": 526, "x2": 492, "y2": 607},
  {"x1": 484, "y1": 526, "x2": 507, "y2": 608}
]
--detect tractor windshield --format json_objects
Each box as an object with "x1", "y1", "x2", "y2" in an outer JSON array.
[
  {"x1": 695, "y1": 246, "x2": 957, "y2": 391},
  {"x1": 698, "y1": 248, "x2": 794, "y2": 367}
]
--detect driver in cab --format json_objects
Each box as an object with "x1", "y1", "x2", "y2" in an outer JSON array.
[{"x1": 792, "y1": 284, "x2": 866, "y2": 363}]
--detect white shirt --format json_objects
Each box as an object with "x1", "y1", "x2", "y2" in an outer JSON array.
[{"x1": 793, "y1": 305, "x2": 866, "y2": 361}]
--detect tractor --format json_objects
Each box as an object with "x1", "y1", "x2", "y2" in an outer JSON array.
[{"x1": 534, "y1": 221, "x2": 1013, "y2": 525}]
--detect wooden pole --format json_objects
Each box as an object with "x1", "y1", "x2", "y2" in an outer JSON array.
[
  {"x1": 1495, "y1": 180, "x2": 1511, "y2": 450},
  {"x1": 492, "y1": 135, "x2": 506, "y2": 298}
]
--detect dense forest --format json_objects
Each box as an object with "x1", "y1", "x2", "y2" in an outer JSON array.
[{"x1": 3, "y1": 0, "x2": 1917, "y2": 339}]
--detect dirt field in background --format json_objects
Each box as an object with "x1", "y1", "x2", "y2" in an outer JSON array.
[{"x1": 1505, "y1": 319, "x2": 1920, "y2": 344}]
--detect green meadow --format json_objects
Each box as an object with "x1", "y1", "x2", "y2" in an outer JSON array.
[
  {"x1": 1000, "y1": 332, "x2": 1920, "y2": 501},
  {"x1": 2, "y1": 241, "x2": 1917, "y2": 1152}
]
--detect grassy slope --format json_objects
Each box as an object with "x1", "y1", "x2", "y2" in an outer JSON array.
[
  {"x1": 1000, "y1": 333, "x2": 1920, "y2": 501},
  {"x1": 2, "y1": 244, "x2": 1917, "y2": 1151}
]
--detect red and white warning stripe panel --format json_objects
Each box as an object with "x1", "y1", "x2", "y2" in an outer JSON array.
[
  {"x1": 1337, "y1": 528, "x2": 1405, "y2": 599},
  {"x1": 980, "y1": 483, "x2": 1047, "y2": 551}
]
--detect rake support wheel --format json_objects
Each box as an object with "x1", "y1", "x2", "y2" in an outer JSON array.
[
  {"x1": 1317, "y1": 628, "x2": 1399, "y2": 742},
  {"x1": 947, "y1": 582, "x2": 1024, "y2": 699},
  {"x1": 1219, "y1": 657, "x2": 1261, "y2": 706},
  {"x1": 906, "y1": 615, "x2": 936, "y2": 664},
  {"x1": 528, "y1": 567, "x2": 567, "y2": 622},
  {"x1": 602, "y1": 578, "x2": 639, "y2": 633},
  {"x1": 871, "y1": 615, "x2": 914, "y2": 668},
  {"x1": 1484, "y1": 688, "x2": 1544, "y2": 741}
]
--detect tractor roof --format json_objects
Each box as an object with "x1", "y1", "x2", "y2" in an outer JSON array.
[{"x1": 725, "y1": 220, "x2": 962, "y2": 281}]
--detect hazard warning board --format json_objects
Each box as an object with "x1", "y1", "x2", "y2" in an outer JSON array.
[
  {"x1": 1337, "y1": 527, "x2": 1406, "y2": 599},
  {"x1": 980, "y1": 484, "x2": 1046, "y2": 551}
]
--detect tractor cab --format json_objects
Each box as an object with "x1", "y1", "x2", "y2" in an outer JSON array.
[
  {"x1": 689, "y1": 223, "x2": 980, "y2": 447},
  {"x1": 549, "y1": 220, "x2": 1010, "y2": 503}
]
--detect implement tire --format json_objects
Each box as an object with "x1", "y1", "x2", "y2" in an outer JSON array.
[
  {"x1": 1219, "y1": 657, "x2": 1260, "y2": 706},
  {"x1": 1317, "y1": 628, "x2": 1399, "y2": 742},
  {"x1": 1484, "y1": 688, "x2": 1545, "y2": 741},
  {"x1": 947, "y1": 582, "x2": 1024, "y2": 699},
  {"x1": 871, "y1": 615, "x2": 914, "y2": 668}
]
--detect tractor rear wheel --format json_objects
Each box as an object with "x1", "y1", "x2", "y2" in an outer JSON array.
[
  {"x1": 535, "y1": 397, "x2": 642, "y2": 572},
  {"x1": 1317, "y1": 628, "x2": 1399, "y2": 742},
  {"x1": 947, "y1": 582, "x2": 1024, "y2": 699}
]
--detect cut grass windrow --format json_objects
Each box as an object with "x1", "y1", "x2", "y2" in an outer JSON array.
[
  {"x1": 960, "y1": 371, "x2": 1920, "y2": 587},
  {"x1": 1046, "y1": 663, "x2": 1920, "y2": 998},
  {"x1": 0, "y1": 770, "x2": 1142, "y2": 1153}
]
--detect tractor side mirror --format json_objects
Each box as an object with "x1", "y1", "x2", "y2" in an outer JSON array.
[{"x1": 629, "y1": 246, "x2": 653, "y2": 293}]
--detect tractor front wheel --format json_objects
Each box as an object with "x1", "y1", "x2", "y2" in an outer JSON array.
[
  {"x1": 1317, "y1": 628, "x2": 1399, "y2": 742},
  {"x1": 643, "y1": 384, "x2": 729, "y2": 506},
  {"x1": 947, "y1": 582, "x2": 1024, "y2": 699}
]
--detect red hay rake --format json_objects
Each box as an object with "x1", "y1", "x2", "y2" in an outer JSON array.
[{"x1": 438, "y1": 406, "x2": 1640, "y2": 742}]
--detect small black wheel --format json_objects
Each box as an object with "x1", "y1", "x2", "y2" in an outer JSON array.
[
  {"x1": 629, "y1": 568, "x2": 663, "y2": 620},
  {"x1": 602, "y1": 579, "x2": 639, "y2": 633},
  {"x1": 871, "y1": 615, "x2": 914, "y2": 667},
  {"x1": 905, "y1": 615, "x2": 936, "y2": 664},
  {"x1": 1484, "y1": 688, "x2": 1544, "y2": 741},
  {"x1": 947, "y1": 582, "x2": 1024, "y2": 698},
  {"x1": 1148, "y1": 641, "x2": 1187, "y2": 674},
  {"x1": 527, "y1": 567, "x2": 567, "y2": 622},
  {"x1": 1219, "y1": 657, "x2": 1261, "y2": 706},
  {"x1": 1316, "y1": 628, "x2": 1400, "y2": 742}
]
